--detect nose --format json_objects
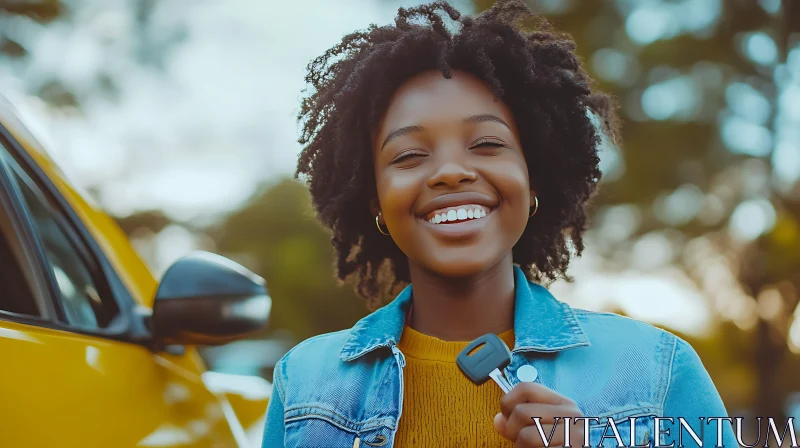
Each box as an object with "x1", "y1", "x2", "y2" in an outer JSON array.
[{"x1": 427, "y1": 151, "x2": 477, "y2": 189}]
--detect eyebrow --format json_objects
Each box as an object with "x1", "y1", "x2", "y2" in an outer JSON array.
[
  {"x1": 380, "y1": 114, "x2": 511, "y2": 150},
  {"x1": 380, "y1": 125, "x2": 424, "y2": 150},
  {"x1": 464, "y1": 114, "x2": 511, "y2": 129}
]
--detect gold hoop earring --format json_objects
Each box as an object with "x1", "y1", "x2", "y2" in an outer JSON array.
[
  {"x1": 529, "y1": 196, "x2": 539, "y2": 218},
  {"x1": 375, "y1": 214, "x2": 390, "y2": 235}
]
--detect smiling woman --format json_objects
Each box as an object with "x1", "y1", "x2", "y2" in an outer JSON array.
[
  {"x1": 262, "y1": 1, "x2": 736, "y2": 447},
  {"x1": 372, "y1": 70, "x2": 534, "y2": 279},
  {"x1": 295, "y1": 2, "x2": 618, "y2": 307}
]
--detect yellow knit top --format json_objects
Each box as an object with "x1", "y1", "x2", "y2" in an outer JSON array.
[{"x1": 393, "y1": 324, "x2": 515, "y2": 447}]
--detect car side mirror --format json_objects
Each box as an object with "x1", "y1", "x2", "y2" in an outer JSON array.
[{"x1": 151, "y1": 251, "x2": 270, "y2": 347}]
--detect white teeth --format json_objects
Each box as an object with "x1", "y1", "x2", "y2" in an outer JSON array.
[{"x1": 426, "y1": 206, "x2": 491, "y2": 224}]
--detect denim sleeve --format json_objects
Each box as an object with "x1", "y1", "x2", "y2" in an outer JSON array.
[
  {"x1": 661, "y1": 337, "x2": 737, "y2": 448},
  {"x1": 262, "y1": 361, "x2": 286, "y2": 448}
]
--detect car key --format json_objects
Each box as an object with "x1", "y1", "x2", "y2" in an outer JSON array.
[{"x1": 456, "y1": 333, "x2": 513, "y2": 393}]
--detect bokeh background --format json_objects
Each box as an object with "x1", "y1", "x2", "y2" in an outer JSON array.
[{"x1": 2, "y1": 0, "x2": 799, "y2": 427}]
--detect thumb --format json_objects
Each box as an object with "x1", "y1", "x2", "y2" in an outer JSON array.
[{"x1": 494, "y1": 412, "x2": 509, "y2": 439}]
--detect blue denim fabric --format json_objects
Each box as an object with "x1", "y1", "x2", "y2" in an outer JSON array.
[{"x1": 262, "y1": 265, "x2": 737, "y2": 447}]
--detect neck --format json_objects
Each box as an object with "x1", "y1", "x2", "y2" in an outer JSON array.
[{"x1": 406, "y1": 254, "x2": 516, "y2": 341}]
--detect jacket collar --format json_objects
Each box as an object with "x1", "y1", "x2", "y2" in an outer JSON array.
[{"x1": 339, "y1": 265, "x2": 590, "y2": 361}]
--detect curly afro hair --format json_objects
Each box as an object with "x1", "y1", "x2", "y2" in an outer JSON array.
[{"x1": 295, "y1": 0, "x2": 620, "y2": 308}]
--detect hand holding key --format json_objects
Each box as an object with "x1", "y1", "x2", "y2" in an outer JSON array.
[
  {"x1": 494, "y1": 382, "x2": 585, "y2": 447},
  {"x1": 457, "y1": 334, "x2": 585, "y2": 448}
]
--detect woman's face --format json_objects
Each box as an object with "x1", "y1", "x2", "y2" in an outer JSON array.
[{"x1": 372, "y1": 70, "x2": 534, "y2": 278}]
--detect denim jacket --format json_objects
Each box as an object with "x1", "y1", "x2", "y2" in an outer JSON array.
[{"x1": 262, "y1": 266, "x2": 736, "y2": 447}]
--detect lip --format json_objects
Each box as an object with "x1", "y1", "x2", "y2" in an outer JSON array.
[{"x1": 416, "y1": 191, "x2": 498, "y2": 219}]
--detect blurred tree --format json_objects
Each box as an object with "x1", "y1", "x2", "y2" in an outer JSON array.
[
  {"x1": 114, "y1": 210, "x2": 175, "y2": 236},
  {"x1": 1, "y1": 0, "x2": 186, "y2": 109},
  {"x1": 0, "y1": 0, "x2": 62, "y2": 45},
  {"x1": 1, "y1": 1, "x2": 72, "y2": 106},
  {"x1": 471, "y1": 0, "x2": 800, "y2": 418},
  {"x1": 210, "y1": 178, "x2": 368, "y2": 342}
]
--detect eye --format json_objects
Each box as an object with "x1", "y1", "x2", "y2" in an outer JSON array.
[
  {"x1": 469, "y1": 137, "x2": 507, "y2": 149},
  {"x1": 391, "y1": 149, "x2": 427, "y2": 164}
]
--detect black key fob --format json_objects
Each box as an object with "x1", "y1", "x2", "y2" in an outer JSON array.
[{"x1": 456, "y1": 333, "x2": 512, "y2": 385}]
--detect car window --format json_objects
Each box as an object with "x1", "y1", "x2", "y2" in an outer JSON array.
[
  {"x1": 0, "y1": 222, "x2": 39, "y2": 316},
  {"x1": 3, "y1": 157, "x2": 120, "y2": 329}
]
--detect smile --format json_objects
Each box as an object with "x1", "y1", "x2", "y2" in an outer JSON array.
[{"x1": 422, "y1": 204, "x2": 492, "y2": 224}]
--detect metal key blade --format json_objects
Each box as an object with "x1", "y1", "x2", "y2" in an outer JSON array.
[
  {"x1": 488, "y1": 368, "x2": 512, "y2": 393},
  {"x1": 456, "y1": 333, "x2": 513, "y2": 394}
]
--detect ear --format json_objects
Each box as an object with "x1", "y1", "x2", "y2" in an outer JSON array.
[
  {"x1": 530, "y1": 189, "x2": 537, "y2": 207},
  {"x1": 369, "y1": 198, "x2": 381, "y2": 220}
]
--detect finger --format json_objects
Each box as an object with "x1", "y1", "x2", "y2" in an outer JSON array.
[
  {"x1": 516, "y1": 425, "x2": 566, "y2": 448},
  {"x1": 501, "y1": 382, "x2": 571, "y2": 417},
  {"x1": 494, "y1": 412, "x2": 509, "y2": 440},
  {"x1": 504, "y1": 403, "x2": 573, "y2": 442}
]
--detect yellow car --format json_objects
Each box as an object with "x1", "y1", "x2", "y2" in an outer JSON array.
[{"x1": 0, "y1": 96, "x2": 270, "y2": 448}]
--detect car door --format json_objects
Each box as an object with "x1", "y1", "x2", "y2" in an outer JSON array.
[{"x1": 0, "y1": 128, "x2": 245, "y2": 448}]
